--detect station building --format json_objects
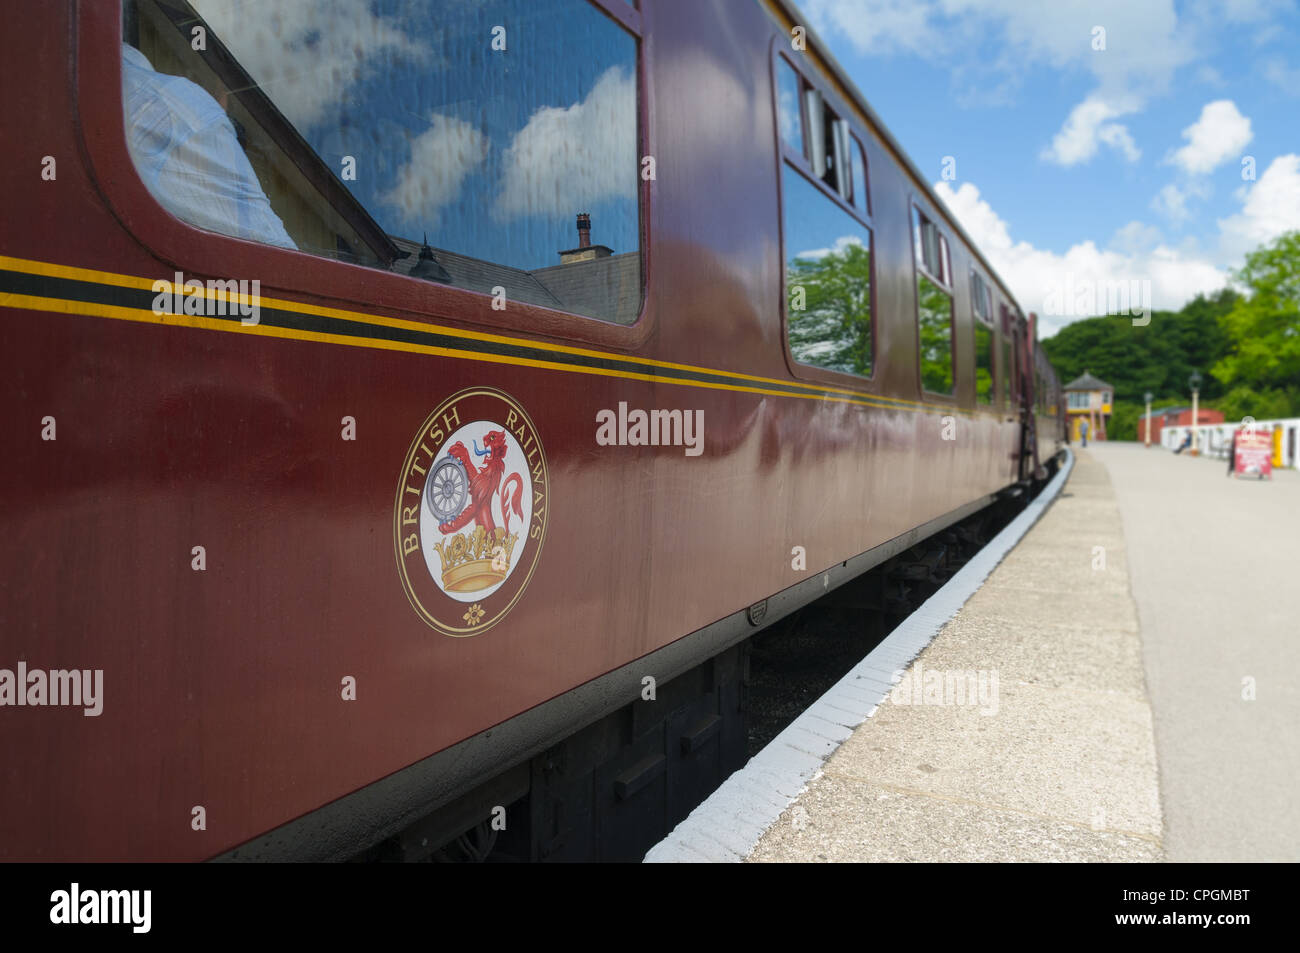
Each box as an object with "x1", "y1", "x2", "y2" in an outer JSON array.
[
  {"x1": 1064, "y1": 371, "x2": 1113, "y2": 442},
  {"x1": 1141, "y1": 405, "x2": 1225, "y2": 446}
]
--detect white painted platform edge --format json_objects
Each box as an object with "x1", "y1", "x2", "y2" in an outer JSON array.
[{"x1": 643, "y1": 450, "x2": 1077, "y2": 863}]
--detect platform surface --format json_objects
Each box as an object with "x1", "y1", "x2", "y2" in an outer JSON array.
[
  {"x1": 746, "y1": 449, "x2": 1164, "y2": 862},
  {"x1": 1086, "y1": 442, "x2": 1300, "y2": 862}
]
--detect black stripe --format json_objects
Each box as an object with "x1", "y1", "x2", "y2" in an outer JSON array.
[{"x1": 0, "y1": 266, "x2": 911, "y2": 408}]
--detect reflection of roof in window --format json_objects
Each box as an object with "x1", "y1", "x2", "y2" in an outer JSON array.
[{"x1": 389, "y1": 235, "x2": 639, "y2": 325}]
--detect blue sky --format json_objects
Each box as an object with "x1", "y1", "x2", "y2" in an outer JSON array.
[{"x1": 797, "y1": 0, "x2": 1300, "y2": 335}]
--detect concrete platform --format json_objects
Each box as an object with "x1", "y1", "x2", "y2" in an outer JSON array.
[
  {"x1": 649, "y1": 443, "x2": 1300, "y2": 862},
  {"x1": 1087, "y1": 442, "x2": 1300, "y2": 862},
  {"x1": 744, "y1": 450, "x2": 1163, "y2": 862}
]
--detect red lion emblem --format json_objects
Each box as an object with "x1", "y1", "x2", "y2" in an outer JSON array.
[{"x1": 438, "y1": 429, "x2": 525, "y2": 537}]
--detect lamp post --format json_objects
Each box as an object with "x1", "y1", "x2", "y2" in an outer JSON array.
[
  {"x1": 1189, "y1": 371, "x2": 1202, "y2": 456},
  {"x1": 1144, "y1": 391, "x2": 1153, "y2": 447}
]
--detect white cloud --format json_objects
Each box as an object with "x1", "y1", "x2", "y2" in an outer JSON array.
[
  {"x1": 799, "y1": 0, "x2": 940, "y2": 58},
  {"x1": 493, "y1": 66, "x2": 636, "y2": 221},
  {"x1": 1167, "y1": 100, "x2": 1253, "y2": 174},
  {"x1": 935, "y1": 181, "x2": 1227, "y2": 335},
  {"x1": 1096, "y1": 122, "x2": 1142, "y2": 163},
  {"x1": 1111, "y1": 221, "x2": 1165, "y2": 254},
  {"x1": 1210, "y1": 0, "x2": 1290, "y2": 22},
  {"x1": 192, "y1": 0, "x2": 423, "y2": 128},
  {"x1": 803, "y1": 0, "x2": 1196, "y2": 99},
  {"x1": 796, "y1": 235, "x2": 866, "y2": 260},
  {"x1": 1150, "y1": 180, "x2": 1211, "y2": 226},
  {"x1": 379, "y1": 114, "x2": 488, "y2": 227},
  {"x1": 1041, "y1": 96, "x2": 1141, "y2": 166},
  {"x1": 1218, "y1": 154, "x2": 1300, "y2": 260},
  {"x1": 1252, "y1": 24, "x2": 1284, "y2": 44},
  {"x1": 1150, "y1": 185, "x2": 1191, "y2": 225},
  {"x1": 1263, "y1": 58, "x2": 1300, "y2": 95},
  {"x1": 1197, "y1": 65, "x2": 1225, "y2": 86}
]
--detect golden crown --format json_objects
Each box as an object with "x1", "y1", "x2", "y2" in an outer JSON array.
[{"x1": 431, "y1": 526, "x2": 519, "y2": 593}]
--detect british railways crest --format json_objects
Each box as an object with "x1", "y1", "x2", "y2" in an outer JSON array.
[{"x1": 394, "y1": 387, "x2": 549, "y2": 636}]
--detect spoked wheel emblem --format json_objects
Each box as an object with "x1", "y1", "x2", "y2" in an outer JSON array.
[{"x1": 425, "y1": 456, "x2": 469, "y2": 523}]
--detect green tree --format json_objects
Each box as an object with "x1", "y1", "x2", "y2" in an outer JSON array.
[
  {"x1": 787, "y1": 241, "x2": 873, "y2": 376},
  {"x1": 917, "y1": 275, "x2": 953, "y2": 393},
  {"x1": 1212, "y1": 230, "x2": 1300, "y2": 416},
  {"x1": 1107, "y1": 400, "x2": 1143, "y2": 441},
  {"x1": 973, "y1": 322, "x2": 994, "y2": 404},
  {"x1": 1040, "y1": 288, "x2": 1238, "y2": 409}
]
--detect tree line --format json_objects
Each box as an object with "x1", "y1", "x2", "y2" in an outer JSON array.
[{"x1": 1040, "y1": 231, "x2": 1300, "y2": 440}]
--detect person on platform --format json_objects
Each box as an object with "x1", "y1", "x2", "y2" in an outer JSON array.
[
  {"x1": 1080, "y1": 419, "x2": 1088, "y2": 447},
  {"x1": 1175, "y1": 431, "x2": 1193, "y2": 454}
]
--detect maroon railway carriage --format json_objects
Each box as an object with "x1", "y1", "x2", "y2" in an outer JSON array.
[{"x1": 0, "y1": 0, "x2": 1065, "y2": 861}]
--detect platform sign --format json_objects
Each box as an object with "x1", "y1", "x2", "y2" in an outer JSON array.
[{"x1": 1234, "y1": 428, "x2": 1273, "y2": 479}]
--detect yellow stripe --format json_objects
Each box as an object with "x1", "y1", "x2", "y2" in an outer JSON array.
[
  {"x1": 0, "y1": 254, "x2": 163, "y2": 292},
  {"x1": 0, "y1": 252, "x2": 926, "y2": 408},
  {"x1": 0, "y1": 254, "x2": 937, "y2": 405},
  {"x1": 0, "y1": 253, "x2": 994, "y2": 419},
  {"x1": 5, "y1": 292, "x2": 956, "y2": 411}
]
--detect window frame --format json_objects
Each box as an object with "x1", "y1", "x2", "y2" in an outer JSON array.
[
  {"x1": 909, "y1": 197, "x2": 957, "y2": 400},
  {"x1": 851, "y1": 134, "x2": 871, "y2": 218},
  {"x1": 970, "y1": 269, "x2": 994, "y2": 326},
  {"x1": 775, "y1": 55, "x2": 807, "y2": 161},
  {"x1": 78, "y1": 0, "x2": 653, "y2": 351},
  {"x1": 1001, "y1": 304, "x2": 1023, "y2": 411},
  {"x1": 969, "y1": 267, "x2": 996, "y2": 408},
  {"x1": 774, "y1": 50, "x2": 874, "y2": 232},
  {"x1": 771, "y1": 42, "x2": 878, "y2": 389}
]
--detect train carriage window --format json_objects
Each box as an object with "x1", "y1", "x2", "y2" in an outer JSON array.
[
  {"x1": 782, "y1": 168, "x2": 873, "y2": 377},
  {"x1": 973, "y1": 321, "x2": 994, "y2": 405},
  {"x1": 971, "y1": 271, "x2": 994, "y2": 405},
  {"x1": 801, "y1": 89, "x2": 852, "y2": 201},
  {"x1": 120, "y1": 0, "x2": 643, "y2": 326},
  {"x1": 852, "y1": 137, "x2": 869, "y2": 215},
  {"x1": 776, "y1": 58, "x2": 805, "y2": 158},
  {"x1": 1000, "y1": 307, "x2": 1015, "y2": 408},
  {"x1": 777, "y1": 53, "x2": 874, "y2": 381},
  {"x1": 912, "y1": 206, "x2": 954, "y2": 395}
]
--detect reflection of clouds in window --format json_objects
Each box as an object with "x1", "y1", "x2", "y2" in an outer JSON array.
[
  {"x1": 191, "y1": 0, "x2": 424, "y2": 129},
  {"x1": 777, "y1": 87, "x2": 800, "y2": 147},
  {"x1": 156, "y1": 0, "x2": 642, "y2": 321},
  {"x1": 798, "y1": 341, "x2": 837, "y2": 360},
  {"x1": 774, "y1": 87, "x2": 795, "y2": 141},
  {"x1": 493, "y1": 66, "x2": 636, "y2": 221},
  {"x1": 795, "y1": 234, "x2": 864, "y2": 260},
  {"x1": 380, "y1": 114, "x2": 488, "y2": 227},
  {"x1": 776, "y1": 59, "x2": 803, "y2": 154}
]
